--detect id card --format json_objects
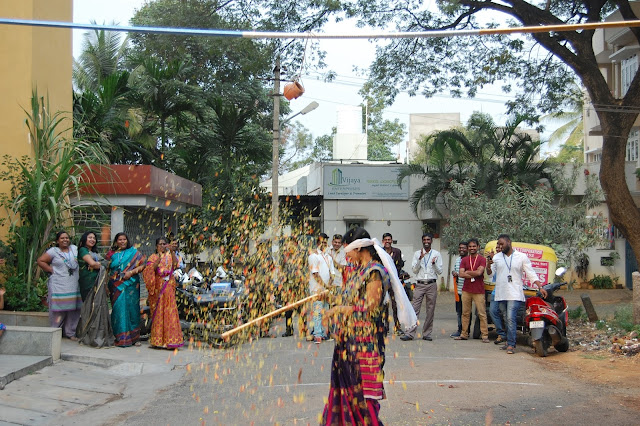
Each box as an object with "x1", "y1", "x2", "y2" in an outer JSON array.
[{"x1": 507, "y1": 275, "x2": 512, "y2": 282}]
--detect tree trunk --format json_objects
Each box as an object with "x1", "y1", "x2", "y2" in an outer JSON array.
[{"x1": 597, "y1": 110, "x2": 640, "y2": 270}]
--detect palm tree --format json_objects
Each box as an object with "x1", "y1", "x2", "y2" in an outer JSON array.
[
  {"x1": 399, "y1": 112, "x2": 551, "y2": 216},
  {"x1": 73, "y1": 71, "x2": 156, "y2": 164},
  {"x1": 73, "y1": 27, "x2": 129, "y2": 92},
  {"x1": 129, "y1": 57, "x2": 199, "y2": 168},
  {"x1": 541, "y1": 83, "x2": 584, "y2": 163}
]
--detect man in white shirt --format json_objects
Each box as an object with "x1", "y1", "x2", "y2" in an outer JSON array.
[
  {"x1": 326, "y1": 234, "x2": 347, "y2": 287},
  {"x1": 489, "y1": 234, "x2": 547, "y2": 354},
  {"x1": 401, "y1": 233, "x2": 443, "y2": 341},
  {"x1": 308, "y1": 233, "x2": 334, "y2": 343}
]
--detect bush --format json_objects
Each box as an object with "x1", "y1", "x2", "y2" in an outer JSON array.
[
  {"x1": 2, "y1": 275, "x2": 46, "y2": 312},
  {"x1": 568, "y1": 306, "x2": 586, "y2": 320},
  {"x1": 612, "y1": 305, "x2": 640, "y2": 333},
  {"x1": 589, "y1": 274, "x2": 613, "y2": 289}
]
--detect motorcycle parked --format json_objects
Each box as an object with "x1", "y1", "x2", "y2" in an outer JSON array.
[
  {"x1": 175, "y1": 266, "x2": 247, "y2": 346},
  {"x1": 524, "y1": 268, "x2": 570, "y2": 357}
]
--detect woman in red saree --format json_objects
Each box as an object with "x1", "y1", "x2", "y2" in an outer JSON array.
[{"x1": 143, "y1": 237, "x2": 184, "y2": 349}]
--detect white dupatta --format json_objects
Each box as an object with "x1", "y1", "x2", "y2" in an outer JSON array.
[{"x1": 345, "y1": 238, "x2": 417, "y2": 333}]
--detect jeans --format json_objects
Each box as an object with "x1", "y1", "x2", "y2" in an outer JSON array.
[
  {"x1": 310, "y1": 300, "x2": 328, "y2": 338},
  {"x1": 497, "y1": 300, "x2": 524, "y2": 347},
  {"x1": 489, "y1": 293, "x2": 506, "y2": 339}
]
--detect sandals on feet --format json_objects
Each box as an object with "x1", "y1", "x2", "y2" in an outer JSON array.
[
  {"x1": 506, "y1": 346, "x2": 515, "y2": 354},
  {"x1": 454, "y1": 336, "x2": 468, "y2": 340}
]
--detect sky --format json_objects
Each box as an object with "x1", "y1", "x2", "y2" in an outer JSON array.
[{"x1": 73, "y1": 1, "x2": 526, "y2": 160}]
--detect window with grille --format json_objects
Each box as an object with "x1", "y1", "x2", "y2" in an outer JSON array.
[
  {"x1": 123, "y1": 208, "x2": 179, "y2": 258},
  {"x1": 626, "y1": 129, "x2": 639, "y2": 162},
  {"x1": 621, "y1": 54, "x2": 638, "y2": 96},
  {"x1": 72, "y1": 207, "x2": 112, "y2": 252}
]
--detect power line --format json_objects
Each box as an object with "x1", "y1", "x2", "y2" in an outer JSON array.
[{"x1": 1, "y1": 17, "x2": 640, "y2": 39}]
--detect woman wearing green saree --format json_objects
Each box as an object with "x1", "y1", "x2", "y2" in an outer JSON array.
[{"x1": 106, "y1": 232, "x2": 146, "y2": 347}]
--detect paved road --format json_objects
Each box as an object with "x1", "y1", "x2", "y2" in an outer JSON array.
[{"x1": 1, "y1": 290, "x2": 636, "y2": 425}]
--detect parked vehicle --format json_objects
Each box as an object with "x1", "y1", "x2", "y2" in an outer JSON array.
[
  {"x1": 175, "y1": 267, "x2": 247, "y2": 346},
  {"x1": 525, "y1": 267, "x2": 570, "y2": 357}
]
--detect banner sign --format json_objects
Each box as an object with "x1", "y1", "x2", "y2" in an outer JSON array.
[{"x1": 323, "y1": 165, "x2": 409, "y2": 200}]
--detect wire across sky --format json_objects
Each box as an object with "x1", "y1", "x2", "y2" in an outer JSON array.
[{"x1": 1, "y1": 17, "x2": 640, "y2": 39}]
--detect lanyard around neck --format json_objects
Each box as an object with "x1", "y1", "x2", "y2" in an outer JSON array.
[
  {"x1": 505, "y1": 252, "x2": 514, "y2": 275},
  {"x1": 422, "y1": 250, "x2": 432, "y2": 270},
  {"x1": 469, "y1": 254, "x2": 479, "y2": 271}
]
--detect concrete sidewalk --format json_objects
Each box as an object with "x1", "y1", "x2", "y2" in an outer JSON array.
[{"x1": 0, "y1": 339, "x2": 223, "y2": 425}]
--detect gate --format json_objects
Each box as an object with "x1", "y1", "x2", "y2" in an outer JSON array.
[{"x1": 625, "y1": 240, "x2": 638, "y2": 289}]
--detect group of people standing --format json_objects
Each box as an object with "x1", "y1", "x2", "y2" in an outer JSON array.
[
  {"x1": 450, "y1": 234, "x2": 546, "y2": 354},
  {"x1": 36, "y1": 231, "x2": 184, "y2": 350}
]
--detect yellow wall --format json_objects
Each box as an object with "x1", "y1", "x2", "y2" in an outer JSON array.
[{"x1": 0, "y1": 0, "x2": 73, "y2": 239}]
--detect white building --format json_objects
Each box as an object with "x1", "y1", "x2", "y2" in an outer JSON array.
[{"x1": 582, "y1": 4, "x2": 640, "y2": 287}]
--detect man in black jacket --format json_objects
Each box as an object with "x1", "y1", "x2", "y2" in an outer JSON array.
[{"x1": 382, "y1": 233, "x2": 404, "y2": 335}]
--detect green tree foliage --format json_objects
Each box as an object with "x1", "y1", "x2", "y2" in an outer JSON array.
[
  {"x1": 400, "y1": 112, "x2": 550, "y2": 215},
  {"x1": 73, "y1": 26, "x2": 129, "y2": 92},
  {"x1": 361, "y1": 87, "x2": 406, "y2": 161},
  {"x1": 0, "y1": 92, "x2": 107, "y2": 296},
  {"x1": 73, "y1": 70, "x2": 156, "y2": 164},
  {"x1": 543, "y1": 84, "x2": 584, "y2": 164},
  {"x1": 128, "y1": 57, "x2": 200, "y2": 166},
  {"x1": 73, "y1": 29, "x2": 156, "y2": 164},
  {"x1": 440, "y1": 174, "x2": 605, "y2": 273},
  {"x1": 344, "y1": 0, "x2": 640, "y2": 269},
  {"x1": 281, "y1": 124, "x2": 334, "y2": 172}
]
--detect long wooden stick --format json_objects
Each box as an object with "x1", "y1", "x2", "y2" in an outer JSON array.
[{"x1": 220, "y1": 290, "x2": 328, "y2": 340}]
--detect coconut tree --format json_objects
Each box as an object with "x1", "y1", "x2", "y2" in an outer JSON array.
[
  {"x1": 73, "y1": 27, "x2": 129, "y2": 92},
  {"x1": 542, "y1": 83, "x2": 584, "y2": 164},
  {"x1": 73, "y1": 70, "x2": 156, "y2": 164},
  {"x1": 400, "y1": 112, "x2": 551, "y2": 215},
  {"x1": 129, "y1": 57, "x2": 200, "y2": 168}
]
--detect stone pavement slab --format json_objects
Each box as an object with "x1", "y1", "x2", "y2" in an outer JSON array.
[{"x1": 0, "y1": 355, "x2": 52, "y2": 390}]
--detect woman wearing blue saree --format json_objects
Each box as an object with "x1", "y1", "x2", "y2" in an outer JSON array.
[{"x1": 106, "y1": 232, "x2": 146, "y2": 347}]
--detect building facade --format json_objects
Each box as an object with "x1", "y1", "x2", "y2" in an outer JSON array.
[
  {"x1": 0, "y1": 0, "x2": 73, "y2": 239},
  {"x1": 583, "y1": 4, "x2": 640, "y2": 288}
]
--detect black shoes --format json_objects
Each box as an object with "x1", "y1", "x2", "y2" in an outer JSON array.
[
  {"x1": 281, "y1": 330, "x2": 293, "y2": 337},
  {"x1": 422, "y1": 336, "x2": 432, "y2": 341},
  {"x1": 400, "y1": 335, "x2": 413, "y2": 341}
]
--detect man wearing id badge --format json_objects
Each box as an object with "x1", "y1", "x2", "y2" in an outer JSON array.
[
  {"x1": 454, "y1": 238, "x2": 489, "y2": 342},
  {"x1": 490, "y1": 234, "x2": 547, "y2": 354},
  {"x1": 401, "y1": 233, "x2": 442, "y2": 341}
]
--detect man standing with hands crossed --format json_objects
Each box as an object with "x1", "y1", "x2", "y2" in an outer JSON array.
[{"x1": 401, "y1": 233, "x2": 442, "y2": 341}]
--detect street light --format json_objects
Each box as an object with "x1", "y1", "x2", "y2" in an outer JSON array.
[{"x1": 271, "y1": 100, "x2": 319, "y2": 238}]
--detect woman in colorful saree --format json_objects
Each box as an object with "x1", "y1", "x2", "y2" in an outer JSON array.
[
  {"x1": 106, "y1": 232, "x2": 146, "y2": 347},
  {"x1": 143, "y1": 237, "x2": 184, "y2": 349},
  {"x1": 322, "y1": 227, "x2": 390, "y2": 425},
  {"x1": 76, "y1": 231, "x2": 114, "y2": 347}
]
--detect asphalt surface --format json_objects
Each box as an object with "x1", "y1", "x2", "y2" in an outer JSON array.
[{"x1": 0, "y1": 289, "x2": 636, "y2": 425}]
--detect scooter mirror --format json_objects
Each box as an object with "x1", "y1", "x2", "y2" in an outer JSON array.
[{"x1": 555, "y1": 267, "x2": 567, "y2": 277}]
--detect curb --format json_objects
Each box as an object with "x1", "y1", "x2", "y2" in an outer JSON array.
[
  {"x1": 0, "y1": 355, "x2": 52, "y2": 390},
  {"x1": 60, "y1": 353, "x2": 123, "y2": 368}
]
